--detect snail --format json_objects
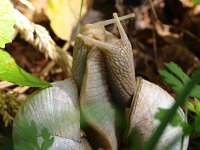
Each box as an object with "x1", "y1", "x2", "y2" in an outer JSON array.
[
  {"x1": 12, "y1": 13, "x2": 189, "y2": 150},
  {"x1": 75, "y1": 13, "x2": 136, "y2": 107}
]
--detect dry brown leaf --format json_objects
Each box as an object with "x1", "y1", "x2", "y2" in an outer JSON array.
[
  {"x1": 179, "y1": 0, "x2": 195, "y2": 7},
  {"x1": 44, "y1": 0, "x2": 93, "y2": 41}
]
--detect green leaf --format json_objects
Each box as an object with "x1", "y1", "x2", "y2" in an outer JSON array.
[
  {"x1": 41, "y1": 128, "x2": 54, "y2": 150},
  {"x1": 187, "y1": 102, "x2": 195, "y2": 112},
  {"x1": 165, "y1": 62, "x2": 190, "y2": 85},
  {"x1": 155, "y1": 108, "x2": 184, "y2": 127},
  {"x1": 194, "y1": 117, "x2": 200, "y2": 132},
  {"x1": 190, "y1": 85, "x2": 200, "y2": 98},
  {"x1": 14, "y1": 119, "x2": 54, "y2": 150},
  {"x1": 181, "y1": 122, "x2": 192, "y2": 135},
  {"x1": 194, "y1": 98, "x2": 200, "y2": 115},
  {"x1": 14, "y1": 120, "x2": 40, "y2": 150},
  {"x1": 0, "y1": 50, "x2": 51, "y2": 88},
  {"x1": 194, "y1": 0, "x2": 200, "y2": 5},
  {"x1": 128, "y1": 128, "x2": 143, "y2": 150},
  {"x1": 158, "y1": 69, "x2": 183, "y2": 93},
  {"x1": 185, "y1": 98, "x2": 200, "y2": 136},
  {"x1": 159, "y1": 62, "x2": 200, "y2": 98},
  {"x1": 187, "y1": 98, "x2": 200, "y2": 116},
  {"x1": 0, "y1": 0, "x2": 15, "y2": 48}
]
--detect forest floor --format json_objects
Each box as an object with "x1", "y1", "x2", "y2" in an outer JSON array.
[{"x1": 1, "y1": 0, "x2": 200, "y2": 149}]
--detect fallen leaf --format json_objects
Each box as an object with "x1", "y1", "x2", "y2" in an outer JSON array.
[{"x1": 44, "y1": 0, "x2": 93, "y2": 41}]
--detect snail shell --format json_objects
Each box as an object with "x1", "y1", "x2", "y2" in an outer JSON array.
[
  {"x1": 12, "y1": 79, "x2": 92, "y2": 150},
  {"x1": 126, "y1": 77, "x2": 189, "y2": 150}
]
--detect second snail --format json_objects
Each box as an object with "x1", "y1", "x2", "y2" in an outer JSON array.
[{"x1": 13, "y1": 13, "x2": 189, "y2": 150}]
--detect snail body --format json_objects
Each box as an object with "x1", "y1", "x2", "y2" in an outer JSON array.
[
  {"x1": 80, "y1": 49, "x2": 118, "y2": 149},
  {"x1": 13, "y1": 13, "x2": 189, "y2": 150},
  {"x1": 72, "y1": 24, "x2": 107, "y2": 91},
  {"x1": 78, "y1": 13, "x2": 136, "y2": 107},
  {"x1": 72, "y1": 38, "x2": 90, "y2": 91}
]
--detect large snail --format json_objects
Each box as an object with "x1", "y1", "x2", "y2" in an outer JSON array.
[{"x1": 12, "y1": 13, "x2": 189, "y2": 150}]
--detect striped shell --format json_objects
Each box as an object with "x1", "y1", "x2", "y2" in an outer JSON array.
[
  {"x1": 127, "y1": 78, "x2": 189, "y2": 150},
  {"x1": 12, "y1": 79, "x2": 92, "y2": 150}
]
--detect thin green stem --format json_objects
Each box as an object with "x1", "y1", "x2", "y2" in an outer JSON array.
[
  {"x1": 76, "y1": 0, "x2": 84, "y2": 34},
  {"x1": 141, "y1": 68, "x2": 200, "y2": 150}
]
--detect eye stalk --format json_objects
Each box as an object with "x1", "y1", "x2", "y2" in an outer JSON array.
[
  {"x1": 113, "y1": 13, "x2": 129, "y2": 42},
  {"x1": 93, "y1": 13, "x2": 135, "y2": 26},
  {"x1": 77, "y1": 13, "x2": 133, "y2": 55}
]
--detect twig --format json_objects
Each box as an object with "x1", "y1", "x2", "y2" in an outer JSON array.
[
  {"x1": 148, "y1": 0, "x2": 159, "y2": 21},
  {"x1": 13, "y1": 86, "x2": 29, "y2": 94},
  {"x1": 148, "y1": 0, "x2": 159, "y2": 67},
  {"x1": 40, "y1": 61, "x2": 55, "y2": 77},
  {"x1": 0, "y1": 81, "x2": 14, "y2": 89},
  {"x1": 171, "y1": 26, "x2": 200, "y2": 43}
]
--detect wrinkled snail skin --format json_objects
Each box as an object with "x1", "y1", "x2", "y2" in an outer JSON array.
[
  {"x1": 72, "y1": 38, "x2": 90, "y2": 91},
  {"x1": 77, "y1": 13, "x2": 136, "y2": 107},
  {"x1": 127, "y1": 78, "x2": 189, "y2": 150},
  {"x1": 72, "y1": 24, "x2": 107, "y2": 92},
  {"x1": 103, "y1": 39, "x2": 135, "y2": 107},
  {"x1": 80, "y1": 49, "x2": 118, "y2": 150},
  {"x1": 12, "y1": 79, "x2": 92, "y2": 150}
]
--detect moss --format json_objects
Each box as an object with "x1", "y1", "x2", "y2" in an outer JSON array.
[{"x1": 0, "y1": 90, "x2": 21, "y2": 127}]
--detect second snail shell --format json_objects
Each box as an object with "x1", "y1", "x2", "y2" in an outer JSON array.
[{"x1": 126, "y1": 78, "x2": 189, "y2": 150}]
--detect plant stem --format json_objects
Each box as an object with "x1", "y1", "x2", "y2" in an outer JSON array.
[{"x1": 76, "y1": 0, "x2": 84, "y2": 34}]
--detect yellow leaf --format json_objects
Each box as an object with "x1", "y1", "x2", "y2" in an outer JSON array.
[{"x1": 45, "y1": 0, "x2": 92, "y2": 41}]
